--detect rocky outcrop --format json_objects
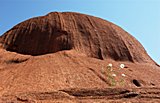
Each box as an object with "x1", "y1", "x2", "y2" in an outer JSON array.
[
  {"x1": 0, "y1": 12, "x2": 160, "y2": 103},
  {"x1": 0, "y1": 12, "x2": 155, "y2": 63}
]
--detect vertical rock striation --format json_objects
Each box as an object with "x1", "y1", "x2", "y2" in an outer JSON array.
[{"x1": 0, "y1": 12, "x2": 155, "y2": 63}]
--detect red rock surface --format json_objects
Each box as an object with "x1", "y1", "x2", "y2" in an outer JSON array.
[
  {"x1": 0, "y1": 12, "x2": 160, "y2": 102},
  {"x1": 0, "y1": 12, "x2": 155, "y2": 63}
]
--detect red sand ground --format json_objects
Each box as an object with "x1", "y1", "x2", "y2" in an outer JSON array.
[{"x1": 0, "y1": 12, "x2": 160, "y2": 102}]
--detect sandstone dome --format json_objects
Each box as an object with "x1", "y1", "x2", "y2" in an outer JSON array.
[
  {"x1": 0, "y1": 12, "x2": 160, "y2": 102},
  {"x1": 0, "y1": 12, "x2": 155, "y2": 63}
]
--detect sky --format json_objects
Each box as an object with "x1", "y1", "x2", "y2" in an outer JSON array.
[{"x1": 0, "y1": 0, "x2": 160, "y2": 64}]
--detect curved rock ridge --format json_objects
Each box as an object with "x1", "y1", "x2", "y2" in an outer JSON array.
[{"x1": 0, "y1": 12, "x2": 155, "y2": 63}]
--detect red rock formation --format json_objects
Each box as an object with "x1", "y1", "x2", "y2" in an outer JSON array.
[
  {"x1": 0, "y1": 12, "x2": 160, "y2": 103},
  {"x1": 0, "y1": 12, "x2": 155, "y2": 63}
]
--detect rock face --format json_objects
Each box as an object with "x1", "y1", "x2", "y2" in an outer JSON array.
[
  {"x1": 0, "y1": 12, "x2": 154, "y2": 63},
  {"x1": 0, "y1": 12, "x2": 160, "y2": 102}
]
